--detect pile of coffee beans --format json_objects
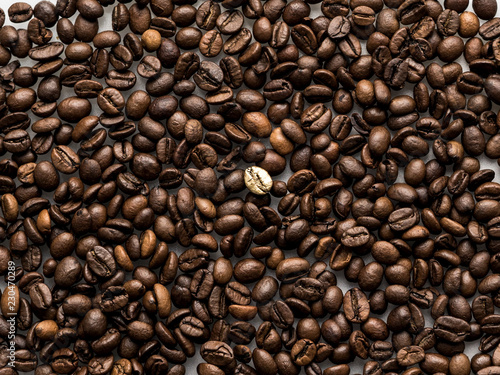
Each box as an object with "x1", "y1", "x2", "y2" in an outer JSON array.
[{"x1": 3, "y1": 0, "x2": 500, "y2": 374}]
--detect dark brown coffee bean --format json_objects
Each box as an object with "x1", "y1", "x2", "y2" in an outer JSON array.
[
  {"x1": 434, "y1": 316, "x2": 471, "y2": 343},
  {"x1": 397, "y1": 346, "x2": 425, "y2": 366},
  {"x1": 328, "y1": 16, "x2": 350, "y2": 39},
  {"x1": 344, "y1": 288, "x2": 370, "y2": 323},
  {"x1": 51, "y1": 145, "x2": 80, "y2": 174},
  {"x1": 86, "y1": 246, "x2": 117, "y2": 279},
  {"x1": 397, "y1": 0, "x2": 426, "y2": 25},
  {"x1": 9, "y1": 2, "x2": 33, "y2": 23},
  {"x1": 200, "y1": 341, "x2": 234, "y2": 366}
]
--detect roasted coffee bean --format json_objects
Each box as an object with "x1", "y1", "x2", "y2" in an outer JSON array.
[
  {"x1": 194, "y1": 61, "x2": 223, "y2": 91},
  {"x1": 434, "y1": 316, "x2": 471, "y2": 343},
  {"x1": 397, "y1": 346, "x2": 425, "y2": 366},
  {"x1": 200, "y1": 341, "x2": 234, "y2": 366},
  {"x1": 344, "y1": 288, "x2": 370, "y2": 323},
  {"x1": 51, "y1": 145, "x2": 80, "y2": 174},
  {"x1": 9, "y1": 3, "x2": 33, "y2": 23},
  {"x1": 328, "y1": 16, "x2": 351, "y2": 39},
  {"x1": 86, "y1": 246, "x2": 117, "y2": 278}
]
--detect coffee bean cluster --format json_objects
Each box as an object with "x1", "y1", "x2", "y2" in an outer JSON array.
[{"x1": 2, "y1": 0, "x2": 500, "y2": 374}]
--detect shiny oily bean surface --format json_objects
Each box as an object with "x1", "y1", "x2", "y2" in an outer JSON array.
[{"x1": 0, "y1": 1, "x2": 500, "y2": 375}]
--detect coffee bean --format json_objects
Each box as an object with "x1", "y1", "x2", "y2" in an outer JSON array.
[
  {"x1": 397, "y1": 346, "x2": 425, "y2": 366},
  {"x1": 291, "y1": 338, "x2": 317, "y2": 366},
  {"x1": 193, "y1": 61, "x2": 223, "y2": 91},
  {"x1": 199, "y1": 30, "x2": 223, "y2": 58},
  {"x1": 216, "y1": 10, "x2": 244, "y2": 35},
  {"x1": 344, "y1": 288, "x2": 370, "y2": 323},
  {"x1": 328, "y1": 16, "x2": 350, "y2": 39},
  {"x1": 473, "y1": 0, "x2": 497, "y2": 20},
  {"x1": 196, "y1": 1, "x2": 220, "y2": 30},
  {"x1": 9, "y1": 2, "x2": 33, "y2": 23},
  {"x1": 293, "y1": 277, "x2": 326, "y2": 301},
  {"x1": 200, "y1": 341, "x2": 234, "y2": 366},
  {"x1": 244, "y1": 166, "x2": 273, "y2": 195},
  {"x1": 51, "y1": 145, "x2": 80, "y2": 174},
  {"x1": 434, "y1": 316, "x2": 471, "y2": 343},
  {"x1": 271, "y1": 300, "x2": 294, "y2": 329},
  {"x1": 86, "y1": 246, "x2": 117, "y2": 278}
]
